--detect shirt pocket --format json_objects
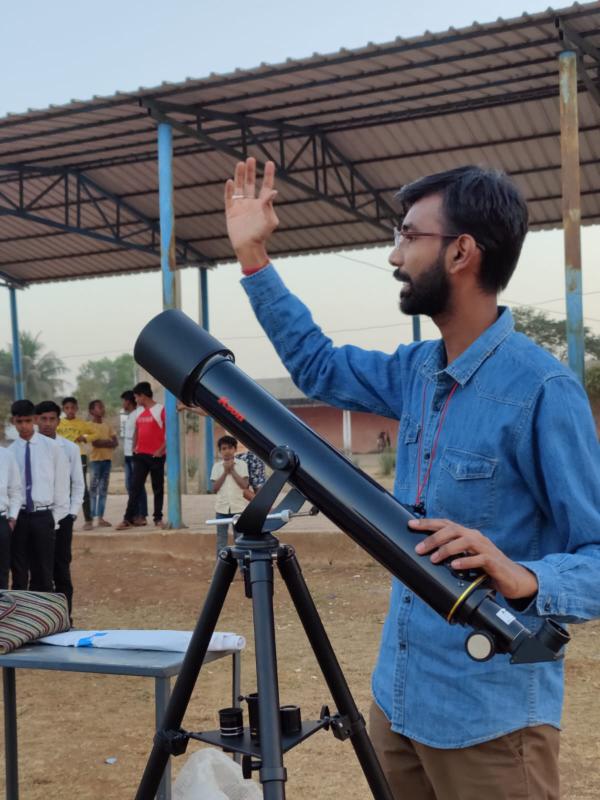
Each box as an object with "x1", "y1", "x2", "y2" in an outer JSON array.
[
  {"x1": 394, "y1": 413, "x2": 421, "y2": 490},
  {"x1": 434, "y1": 447, "x2": 497, "y2": 529}
]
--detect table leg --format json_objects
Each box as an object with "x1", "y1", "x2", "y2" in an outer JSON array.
[
  {"x1": 232, "y1": 651, "x2": 241, "y2": 764},
  {"x1": 3, "y1": 667, "x2": 18, "y2": 800},
  {"x1": 155, "y1": 676, "x2": 171, "y2": 800}
]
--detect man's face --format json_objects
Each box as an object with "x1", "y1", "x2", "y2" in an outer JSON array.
[
  {"x1": 91, "y1": 402, "x2": 104, "y2": 418},
  {"x1": 36, "y1": 411, "x2": 60, "y2": 438},
  {"x1": 63, "y1": 401, "x2": 78, "y2": 420},
  {"x1": 133, "y1": 393, "x2": 143, "y2": 406},
  {"x1": 13, "y1": 415, "x2": 35, "y2": 440},
  {"x1": 389, "y1": 194, "x2": 453, "y2": 318},
  {"x1": 122, "y1": 398, "x2": 135, "y2": 412},
  {"x1": 219, "y1": 444, "x2": 237, "y2": 461}
]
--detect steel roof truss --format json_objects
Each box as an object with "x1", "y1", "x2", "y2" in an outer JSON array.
[
  {"x1": 557, "y1": 18, "x2": 600, "y2": 109},
  {"x1": 0, "y1": 164, "x2": 209, "y2": 265},
  {"x1": 142, "y1": 99, "x2": 398, "y2": 233}
]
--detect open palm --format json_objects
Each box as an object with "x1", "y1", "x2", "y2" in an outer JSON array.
[{"x1": 224, "y1": 158, "x2": 279, "y2": 258}]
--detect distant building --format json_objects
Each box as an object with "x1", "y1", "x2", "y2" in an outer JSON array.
[{"x1": 212, "y1": 376, "x2": 398, "y2": 455}]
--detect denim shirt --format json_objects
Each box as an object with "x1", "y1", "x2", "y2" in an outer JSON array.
[{"x1": 242, "y1": 265, "x2": 600, "y2": 748}]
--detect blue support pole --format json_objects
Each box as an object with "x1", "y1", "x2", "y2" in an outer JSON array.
[
  {"x1": 412, "y1": 315, "x2": 421, "y2": 343},
  {"x1": 157, "y1": 122, "x2": 183, "y2": 528},
  {"x1": 199, "y1": 268, "x2": 214, "y2": 492},
  {"x1": 9, "y1": 287, "x2": 24, "y2": 400},
  {"x1": 559, "y1": 51, "x2": 585, "y2": 384}
]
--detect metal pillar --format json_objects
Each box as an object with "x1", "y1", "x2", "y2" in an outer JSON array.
[
  {"x1": 412, "y1": 316, "x2": 422, "y2": 343},
  {"x1": 158, "y1": 122, "x2": 183, "y2": 528},
  {"x1": 9, "y1": 287, "x2": 24, "y2": 400},
  {"x1": 559, "y1": 50, "x2": 585, "y2": 383},
  {"x1": 199, "y1": 268, "x2": 214, "y2": 492},
  {"x1": 342, "y1": 409, "x2": 352, "y2": 455}
]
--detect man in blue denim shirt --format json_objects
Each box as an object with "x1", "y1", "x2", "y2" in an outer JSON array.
[{"x1": 223, "y1": 158, "x2": 600, "y2": 799}]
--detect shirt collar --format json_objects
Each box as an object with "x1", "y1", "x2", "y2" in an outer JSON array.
[{"x1": 420, "y1": 306, "x2": 514, "y2": 386}]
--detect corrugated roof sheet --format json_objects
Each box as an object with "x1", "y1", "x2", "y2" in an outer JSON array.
[{"x1": 1, "y1": 2, "x2": 599, "y2": 284}]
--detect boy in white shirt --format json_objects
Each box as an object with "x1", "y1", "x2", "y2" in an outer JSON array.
[
  {"x1": 9, "y1": 399, "x2": 69, "y2": 592},
  {"x1": 0, "y1": 446, "x2": 23, "y2": 588},
  {"x1": 36, "y1": 400, "x2": 85, "y2": 618},
  {"x1": 210, "y1": 435, "x2": 249, "y2": 556}
]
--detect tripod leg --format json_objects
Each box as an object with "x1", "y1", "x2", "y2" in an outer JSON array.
[
  {"x1": 249, "y1": 555, "x2": 287, "y2": 800},
  {"x1": 277, "y1": 546, "x2": 394, "y2": 800},
  {"x1": 135, "y1": 549, "x2": 238, "y2": 800}
]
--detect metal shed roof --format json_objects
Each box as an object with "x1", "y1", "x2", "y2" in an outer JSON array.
[{"x1": 1, "y1": 1, "x2": 599, "y2": 285}]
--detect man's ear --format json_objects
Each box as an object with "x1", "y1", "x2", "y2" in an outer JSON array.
[{"x1": 447, "y1": 234, "x2": 480, "y2": 276}]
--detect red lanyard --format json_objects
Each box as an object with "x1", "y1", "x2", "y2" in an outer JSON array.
[{"x1": 414, "y1": 381, "x2": 459, "y2": 510}]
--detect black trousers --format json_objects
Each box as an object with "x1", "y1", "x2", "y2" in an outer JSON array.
[
  {"x1": 124, "y1": 454, "x2": 165, "y2": 523},
  {"x1": 55, "y1": 515, "x2": 74, "y2": 615},
  {"x1": 0, "y1": 517, "x2": 10, "y2": 590},
  {"x1": 81, "y1": 454, "x2": 92, "y2": 522},
  {"x1": 11, "y1": 510, "x2": 55, "y2": 592}
]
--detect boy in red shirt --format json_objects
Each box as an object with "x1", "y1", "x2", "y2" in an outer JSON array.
[{"x1": 116, "y1": 382, "x2": 166, "y2": 530}]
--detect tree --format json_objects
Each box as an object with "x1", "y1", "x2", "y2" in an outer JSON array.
[
  {"x1": 0, "y1": 331, "x2": 67, "y2": 403},
  {"x1": 512, "y1": 306, "x2": 600, "y2": 362},
  {"x1": 74, "y1": 353, "x2": 136, "y2": 413}
]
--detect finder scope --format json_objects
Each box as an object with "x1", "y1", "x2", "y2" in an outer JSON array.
[{"x1": 135, "y1": 309, "x2": 569, "y2": 665}]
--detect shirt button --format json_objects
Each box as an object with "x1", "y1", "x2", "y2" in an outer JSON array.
[
  {"x1": 399, "y1": 643, "x2": 407, "y2": 649},
  {"x1": 424, "y1": 452, "x2": 430, "y2": 461},
  {"x1": 403, "y1": 595, "x2": 411, "y2": 603}
]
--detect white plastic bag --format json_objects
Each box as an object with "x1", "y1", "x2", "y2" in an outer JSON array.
[{"x1": 174, "y1": 748, "x2": 262, "y2": 800}]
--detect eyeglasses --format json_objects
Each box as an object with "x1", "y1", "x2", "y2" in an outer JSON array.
[
  {"x1": 393, "y1": 227, "x2": 459, "y2": 248},
  {"x1": 393, "y1": 227, "x2": 486, "y2": 252}
]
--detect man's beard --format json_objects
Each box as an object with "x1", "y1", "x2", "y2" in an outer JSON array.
[{"x1": 396, "y1": 253, "x2": 451, "y2": 317}]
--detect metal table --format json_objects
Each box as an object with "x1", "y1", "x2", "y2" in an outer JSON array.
[{"x1": 0, "y1": 643, "x2": 241, "y2": 800}]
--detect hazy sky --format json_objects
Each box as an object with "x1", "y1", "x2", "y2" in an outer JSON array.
[{"x1": 1, "y1": 0, "x2": 598, "y2": 389}]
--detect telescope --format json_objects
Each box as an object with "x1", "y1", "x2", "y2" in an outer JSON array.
[{"x1": 135, "y1": 309, "x2": 568, "y2": 666}]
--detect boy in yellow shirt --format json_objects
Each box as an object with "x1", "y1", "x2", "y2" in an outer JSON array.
[
  {"x1": 87, "y1": 399, "x2": 118, "y2": 528},
  {"x1": 58, "y1": 396, "x2": 96, "y2": 530}
]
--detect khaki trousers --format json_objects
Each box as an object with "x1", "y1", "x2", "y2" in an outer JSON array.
[{"x1": 369, "y1": 701, "x2": 559, "y2": 800}]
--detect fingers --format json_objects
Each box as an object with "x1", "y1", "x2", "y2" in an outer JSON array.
[
  {"x1": 260, "y1": 160, "x2": 276, "y2": 195},
  {"x1": 244, "y1": 157, "x2": 256, "y2": 198},
  {"x1": 224, "y1": 178, "x2": 234, "y2": 210},
  {"x1": 233, "y1": 161, "x2": 246, "y2": 196}
]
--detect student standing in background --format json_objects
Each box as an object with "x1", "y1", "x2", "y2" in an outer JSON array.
[
  {"x1": 35, "y1": 400, "x2": 84, "y2": 619},
  {"x1": 87, "y1": 399, "x2": 118, "y2": 528},
  {"x1": 58, "y1": 397, "x2": 95, "y2": 530},
  {"x1": 0, "y1": 445, "x2": 23, "y2": 589}
]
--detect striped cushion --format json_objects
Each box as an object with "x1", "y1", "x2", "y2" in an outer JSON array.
[{"x1": 0, "y1": 591, "x2": 70, "y2": 654}]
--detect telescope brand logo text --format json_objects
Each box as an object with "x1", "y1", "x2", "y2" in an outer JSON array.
[{"x1": 218, "y1": 396, "x2": 246, "y2": 422}]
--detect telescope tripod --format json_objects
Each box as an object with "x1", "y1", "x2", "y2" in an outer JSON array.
[{"x1": 135, "y1": 449, "x2": 394, "y2": 800}]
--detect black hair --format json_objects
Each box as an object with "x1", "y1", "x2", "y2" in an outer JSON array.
[
  {"x1": 88, "y1": 399, "x2": 102, "y2": 413},
  {"x1": 133, "y1": 381, "x2": 153, "y2": 398},
  {"x1": 62, "y1": 396, "x2": 78, "y2": 406},
  {"x1": 217, "y1": 435, "x2": 238, "y2": 450},
  {"x1": 35, "y1": 400, "x2": 61, "y2": 416},
  {"x1": 396, "y1": 165, "x2": 528, "y2": 293},
  {"x1": 120, "y1": 390, "x2": 135, "y2": 403},
  {"x1": 11, "y1": 399, "x2": 35, "y2": 417}
]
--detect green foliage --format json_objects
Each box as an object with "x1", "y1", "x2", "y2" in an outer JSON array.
[
  {"x1": 74, "y1": 353, "x2": 136, "y2": 414},
  {"x1": 0, "y1": 331, "x2": 67, "y2": 403},
  {"x1": 512, "y1": 306, "x2": 600, "y2": 362},
  {"x1": 585, "y1": 364, "x2": 600, "y2": 400},
  {"x1": 378, "y1": 448, "x2": 396, "y2": 476}
]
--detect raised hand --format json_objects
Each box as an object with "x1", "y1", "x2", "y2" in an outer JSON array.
[{"x1": 224, "y1": 157, "x2": 279, "y2": 270}]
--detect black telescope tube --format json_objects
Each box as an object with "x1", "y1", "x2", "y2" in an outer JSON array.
[{"x1": 135, "y1": 310, "x2": 569, "y2": 664}]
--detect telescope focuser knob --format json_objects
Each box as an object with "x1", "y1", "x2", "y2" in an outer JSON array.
[{"x1": 269, "y1": 446, "x2": 298, "y2": 472}]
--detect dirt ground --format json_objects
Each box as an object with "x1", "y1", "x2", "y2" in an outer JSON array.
[{"x1": 1, "y1": 485, "x2": 599, "y2": 799}]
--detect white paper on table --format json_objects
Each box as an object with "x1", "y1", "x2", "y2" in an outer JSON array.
[{"x1": 38, "y1": 629, "x2": 245, "y2": 652}]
